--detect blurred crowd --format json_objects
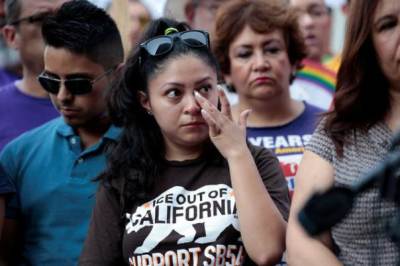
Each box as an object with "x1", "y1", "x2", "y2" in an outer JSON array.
[{"x1": 1, "y1": 0, "x2": 400, "y2": 265}]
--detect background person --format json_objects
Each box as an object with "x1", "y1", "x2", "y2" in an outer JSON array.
[
  {"x1": 0, "y1": 0, "x2": 21, "y2": 88},
  {"x1": 184, "y1": 0, "x2": 228, "y2": 35},
  {"x1": 0, "y1": 0, "x2": 67, "y2": 151},
  {"x1": 0, "y1": 1, "x2": 124, "y2": 264},
  {"x1": 80, "y1": 18, "x2": 289, "y2": 266},
  {"x1": 213, "y1": 0, "x2": 323, "y2": 199},
  {"x1": 127, "y1": 0, "x2": 151, "y2": 49},
  {"x1": 289, "y1": 0, "x2": 337, "y2": 110},
  {"x1": 287, "y1": 0, "x2": 400, "y2": 265},
  {"x1": 290, "y1": 0, "x2": 331, "y2": 63}
]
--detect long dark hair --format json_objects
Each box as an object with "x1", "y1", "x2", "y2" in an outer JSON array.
[
  {"x1": 325, "y1": 0, "x2": 390, "y2": 156},
  {"x1": 103, "y1": 18, "x2": 222, "y2": 211}
]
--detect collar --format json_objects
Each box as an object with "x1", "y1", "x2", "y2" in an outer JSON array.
[{"x1": 56, "y1": 117, "x2": 121, "y2": 141}]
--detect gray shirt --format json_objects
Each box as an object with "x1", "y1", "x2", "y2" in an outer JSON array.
[{"x1": 307, "y1": 119, "x2": 399, "y2": 265}]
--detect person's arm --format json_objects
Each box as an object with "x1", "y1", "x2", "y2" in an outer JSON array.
[
  {"x1": 286, "y1": 150, "x2": 342, "y2": 266},
  {"x1": 79, "y1": 182, "x2": 125, "y2": 266},
  {"x1": 195, "y1": 90, "x2": 286, "y2": 265}
]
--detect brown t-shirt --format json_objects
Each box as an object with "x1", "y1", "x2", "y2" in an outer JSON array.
[{"x1": 79, "y1": 145, "x2": 289, "y2": 265}]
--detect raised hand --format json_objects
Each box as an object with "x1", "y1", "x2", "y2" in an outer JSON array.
[{"x1": 194, "y1": 87, "x2": 251, "y2": 159}]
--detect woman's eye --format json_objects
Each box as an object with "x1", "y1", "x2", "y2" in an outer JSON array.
[
  {"x1": 265, "y1": 46, "x2": 281, "y2": 55},
  {"x1": 378, "y1": 20, "x2": 397, "y2": 32},
  {"x1": 166, "y1": 89, "x2": 181, "y2": 98},
  {"x1": 197, "y1": 84, "x2": 212, "y2": 94},
  {"x1": 236, "y1": 50, "x2": 252, "y2": 59}
]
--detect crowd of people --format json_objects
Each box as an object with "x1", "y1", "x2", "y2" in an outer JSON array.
[{"x1": 0, "y1": 0, "x2": 399, "y2": 265}]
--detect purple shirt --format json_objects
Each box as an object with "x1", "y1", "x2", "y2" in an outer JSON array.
[
  {"x1": 0, "y1": 68, "x2": 19, "y2": 88},
  {"x1": 0, "y1": 82, "x2": 59, "y2": 151}
]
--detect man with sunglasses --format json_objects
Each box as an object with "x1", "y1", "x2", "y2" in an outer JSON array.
[
  {"x1": 0, "y1": 0, "x2": 70, "y2": 152},
  {"x1": 0, "y1": 1, "x2": 124, "y2": 265}
]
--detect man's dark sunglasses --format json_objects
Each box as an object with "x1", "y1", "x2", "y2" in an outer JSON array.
[
  {"x1": 9, "y1": 11, "x2": 52, "y2": 26},
  {"x1": 140, "y1": 30, "x2": 210, "y2": 57},
  {"x1": 37, "y1": 68, "x2": 115, "y2": 96}
]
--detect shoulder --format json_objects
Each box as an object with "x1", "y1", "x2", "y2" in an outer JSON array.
[
  {"x1": 301, "y1": 102, "x2": 325, "y2": 124},
  {"x1": 1, "y1": 117, "x2": 63, "y2": 156},
  {"x1": 248, "y1": 143, "x2": 280, "y2": 169},
  {"x1": 0, "y1": 83, "x2": 17, "y2": 98},
  {"x1": 306, "y1": 117, "x2": 336, "y2": 162},
  {"x1": 248, "y1": 143, "x2": 275, "y2": 160},
  {"x1": 304, "y1": 102, "x2": 325, "y2": 114}
]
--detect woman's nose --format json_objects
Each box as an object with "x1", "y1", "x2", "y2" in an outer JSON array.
[
  {"x1": 184, "y1": 93, "x2": 201, "y2": 115},
  {"x1": 253, "y1": 52, "x2": 270, "y2": 71}
]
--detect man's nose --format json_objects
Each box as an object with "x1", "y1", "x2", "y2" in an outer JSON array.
[{"x1": 56, "y1": 82, "x2": 73, "y2": 102}]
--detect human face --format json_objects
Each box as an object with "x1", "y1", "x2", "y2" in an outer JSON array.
[
  {"x1": 44, "y1": 46, "x2": 110, "y2": 128},
  {"x1": 191, "y1": 0, "x2": 227, "y2": 34},
  {"x1": 13, "y1": 0, "x2": 69, "y2": 75},
  {"x1": 142, "y1": 55, "x2": 218, "y2": 156},
  {"x1": 291, "y1": 0, "x2": 330, "y2": 62},
  {"x1": 227, "y1": 26, "x2": 294, "y2": 101},
  {"x1": 128, "y1": 1, "x2": 150, "y2": 47},
  {"x1": 372, "y1": 0, "x2": 400, "y2": 91}
]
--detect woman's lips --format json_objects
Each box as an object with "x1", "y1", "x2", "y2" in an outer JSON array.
[{"x1": 253, "y1": 77, "x2": 272, "y2": 85}]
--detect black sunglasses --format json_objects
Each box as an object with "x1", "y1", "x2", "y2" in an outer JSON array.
[
  {"x1": 9, "y1": 11, "x2": 52, "y2": 26},
  {"x1": 37, "y1": 68, "x2": 115, "y2": 95},
  {"x1": 140, "y1": 30, "x2": 210, "y2": 57}
]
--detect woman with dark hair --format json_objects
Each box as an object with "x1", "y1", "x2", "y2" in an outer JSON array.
[
  {"x1": 79, "y1": 18, "x2": 289, "y2": 265},
  {"x1": 287, "y1": 0, "x2": 400, "y2": 265},
  {"x1": 213, "y1": 0, "x2": 323, "y2": 199}
]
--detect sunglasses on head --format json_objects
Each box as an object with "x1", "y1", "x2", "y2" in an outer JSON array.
[
  {"x1": 140, "y1": 30, "x2": 210, "y2": 57},
  {"x1": 37, "y1": 68, "x2": 115, "y2": 95},
  {"x1": 9, "y1": 11, "x2": 52, "y2": 26}
]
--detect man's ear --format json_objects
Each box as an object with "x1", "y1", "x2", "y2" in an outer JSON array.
[
  {"x1": 2, "y1": 25, "x2": 20, "y2": 50},
  {"x1": 138, "y1": 91, "x2": 152, "y2": 113}
]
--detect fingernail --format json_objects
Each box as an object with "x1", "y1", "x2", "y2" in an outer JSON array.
[{"x1": 194, "y1": 91, "x2": 201, "y2": 98}]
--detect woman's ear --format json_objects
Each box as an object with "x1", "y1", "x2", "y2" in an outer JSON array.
[{"x1": 138, "y1": 91, "x2": 152, "y2": 114}]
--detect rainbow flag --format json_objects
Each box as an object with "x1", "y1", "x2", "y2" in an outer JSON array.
[{"x1": 296, "y1": 59, "x2": 337, "y2": 94}]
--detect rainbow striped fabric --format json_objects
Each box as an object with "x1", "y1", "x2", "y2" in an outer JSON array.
[{"x1": 296, "y1": 59, "x2": 337, "y2": 94}]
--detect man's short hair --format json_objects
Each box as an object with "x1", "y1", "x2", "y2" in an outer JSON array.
[{"x1": 42, "y1": 0, "x2": 124, "y2": 69}]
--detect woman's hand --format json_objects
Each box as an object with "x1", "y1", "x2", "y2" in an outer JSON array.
[{"x1": 194, "y1": 87, "x2": 251, "y2": 159}]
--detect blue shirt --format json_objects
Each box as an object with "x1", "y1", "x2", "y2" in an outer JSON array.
[
  {"x1": 247, "y1": 102, "x2": 323, "y2": 197},
  {"x1": 0, "y1": 164, "x2": 15, "y2": 196},
  {"x1": 0, "y1": 117, "x2": 121, "y2": 265}
]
